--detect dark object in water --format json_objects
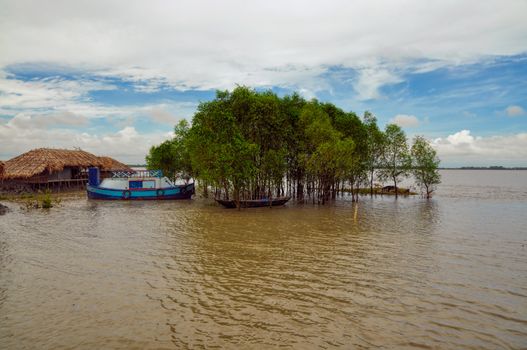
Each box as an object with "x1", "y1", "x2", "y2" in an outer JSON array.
[
  {"x1": 215, "y1": 196, "x2": 291, "y2": 209},
  {"x1": 382, "y1": 185, "x2": 396, "y2": 192},
  {"x1": 381, "y1": 186, "x2": 410, "y2": 194},
  {"x1": 0, "y1": 203, "x2": 8, "y2": 215}
]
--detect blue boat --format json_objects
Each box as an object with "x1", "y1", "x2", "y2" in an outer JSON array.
[{"x1": 86, "y1": 167, "x2": 194, "y2": 200}]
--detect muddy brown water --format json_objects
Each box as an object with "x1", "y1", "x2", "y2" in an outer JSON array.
[{"x1": 0, "y1": 170, "x2": 526, "y2": 349}]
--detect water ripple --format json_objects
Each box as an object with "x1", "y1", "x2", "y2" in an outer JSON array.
[{"x1": 0, "y1": 172, "x2": 526, "y2": 348}]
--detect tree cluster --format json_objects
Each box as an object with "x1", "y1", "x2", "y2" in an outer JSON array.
[{"x1": 146, "y1": 86, "x2": 441, "y2": 204}]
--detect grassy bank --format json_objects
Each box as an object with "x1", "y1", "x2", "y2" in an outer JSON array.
[{"x1": 0, "y1": 189, "x2": 86, "y2": 203}]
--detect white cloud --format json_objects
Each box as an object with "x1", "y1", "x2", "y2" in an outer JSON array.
[
  {"x1": 432, "y1": 130, "x2": 527, "y2": 165},
  {"x1": 297, "y1": 88, "x2": 317, "y2": 100},
  {"x1": 505, "y1": 105, "x2": 525, "y2": 117},
  {"x1": 446, "y1": 129, "x2": 474, "y2": 145},
  {"x1": 1, "y1": 1, "x2": 526, "y2": 165},
  {"x1": 0, "y1": 0, "x2": 525, "y2": 94},
  {"x1": 0, "y1": 72, "x2": 198, "y2": 129},
  {"x1": 148, "y1": 108, "x2": 178, "y2": 125},
  {"x1": 6, "y1": 112, "x2": 88, "y2": 129},
  {"x1": 141, "y1": 103, "x2": 198, "y2": 125},
  {"x1": 354, "y1": 67, "x2": 403, "y2": 100},
  {"x1": 0, "y1": 121, "x2": 170, "y2": 163},
  {"x1": 0, "y1": 71, "x2": 115, "y2": 110},
  {"x1": 0, "y1": 73, "x2": 198, "y2": 162},
  {"x1": 0, "y1": 71, "x2": 130, "y2": 128},
  {"x1": 390, "y1": 114, "x2": 420, "y2": 127}
]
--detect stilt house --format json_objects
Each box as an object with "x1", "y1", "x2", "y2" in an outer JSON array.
[
  {"x1": 0, "y1": 148, "x2": 132, "y2": 191},
  {"x1": 0, "y1": 161, "x2": 4, "y2": 182}
]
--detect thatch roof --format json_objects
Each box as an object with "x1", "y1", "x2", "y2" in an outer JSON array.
[
  {"x1": 98, "y1": 156, "x2": 132, "y2": 171},
  {"x1": 0, "y1": 161, "x2": 4, "y2": 179},
  {"x1": 3, "y1": 148, "x2": 103, "y2": 179}
]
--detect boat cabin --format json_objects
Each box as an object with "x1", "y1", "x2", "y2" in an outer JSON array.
[{"x1": 94, "y1": 169, "x2": 177, "y2": 190}]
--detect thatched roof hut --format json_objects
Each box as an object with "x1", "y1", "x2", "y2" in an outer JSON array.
[
  {"x1": 2, "y1": 148, "x2": 102, "y2": 180},
  {"x1": 98, "y1": 156, "x2": 133, "y2": 172},
  {"x1": 0, "y1": 161, "x2": 5, "y2": 179}
]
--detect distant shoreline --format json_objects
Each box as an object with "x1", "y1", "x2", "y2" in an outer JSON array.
[
  {"x1": 126, "y1": 165, "x2": 527, "y2": 171},
  {"x1": 439, "y1": 167, "x2": 527, "y2": 170}
]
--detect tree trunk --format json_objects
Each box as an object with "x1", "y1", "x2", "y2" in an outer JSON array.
[
  {"x1": 234, "y1": 187, "x2": 240, "y2": 210},
  {"x1": 296, "y1": 181, "x2": 304, "y2": 200},
  {"x1": 393, "y1": 176, "x2": 398, "y2": 199},
  {"x1": 203, "y1": 181, "x2": 208, "y2": 198},
  {"x1": 370, "y1": 168, "x2": 374, "y2": 196},
  {"x1": 224, "y1": 182, "x2": 229, "y2": 200}
]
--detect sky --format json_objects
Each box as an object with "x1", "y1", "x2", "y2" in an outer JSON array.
[{"x1": 1, "y1": 0, "x2": 526, "y2": 166}]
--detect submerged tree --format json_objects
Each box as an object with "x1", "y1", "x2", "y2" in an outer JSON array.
[
  {"x1": 411, "y1": 136, "x2": 441, "y2": 199},
  {"x1": 379, "y1": 124, "x2": 411, "y2": 198},
  {"x1": 185, "y1": 99, "x2": 258, "y2": 203},
  {"x1": 146, "y1": 120, "x2": 192, "y2": 181},
  {"x1": 364, "y1": 111, "x2": 385, "y2": 196},
  {"x1": 146, "y1": 86, "x2": 441, "y2": 205},
  {"x1": 146, "y1": 140, "x2": 181, "y2": 181}
]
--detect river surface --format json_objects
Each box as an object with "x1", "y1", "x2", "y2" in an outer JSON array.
[{"x1": 1, "y1": 170, "x2": 526, "y2": 349}]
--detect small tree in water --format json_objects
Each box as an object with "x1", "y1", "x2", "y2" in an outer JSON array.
[
  {"x1": 363, "y1": 111, "x2": 385, "y2": 196},
  {"x1": 411, "y1": 136, "x2": 441, "y2": 199},
  {"x1": 146, "y1": 120, "x2": 192, "y2": 182},
  {"x1": 379, "y1": 124, "x2": 411, "y2": 198}
]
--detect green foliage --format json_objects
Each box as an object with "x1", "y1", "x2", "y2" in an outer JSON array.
[
  {"x1": 41, "y1": 191, "x2": 53, "y2": 208},
  {"x1": 411, "y1": 136, "x2": 441, "y2": 198},
  {"x1": 146, "y1": 120, "x2": 192, "y2": 181},
  {"x1": 23, "y1": 190, "x2": 59, "y2": 210},
  {"x1": 379, "y1": 124, "x2": 412, "y2": 198},
  {"x1": 364, "y1": 111, "x2": 385, "y2": 194},
  {"x1": 146, "y1": 140, "x2": 177, "y2": 179},
  {"x1": 145, "y1": 85, "x2": 441, "y2": 205},
  {"x1": 307, "y1": 138, "x2": 356, "y2": 180},
  {"x1": 185, "y1": 97, "x2": 259, "y2": 201}
]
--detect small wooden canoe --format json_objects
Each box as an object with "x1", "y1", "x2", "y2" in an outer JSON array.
[{"x1": 215, "y1": 196, "x2": 291, "y2": 209}]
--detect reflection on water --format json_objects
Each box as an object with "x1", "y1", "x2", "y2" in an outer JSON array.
[{"x1": 0, "y1": 171, "x2": 526, "y2": 349}]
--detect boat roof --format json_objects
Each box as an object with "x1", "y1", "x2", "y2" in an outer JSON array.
[{"x1": 111, "y1": 170, "x2": 163, "y2": 178}]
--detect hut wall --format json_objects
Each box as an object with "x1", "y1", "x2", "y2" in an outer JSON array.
[{"x1": 48, "y1": 168, "x2": 73, "y2": 180}]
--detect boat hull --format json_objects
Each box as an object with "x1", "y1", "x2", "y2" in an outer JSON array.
[
  {"x1": 87, "y1": 183, "x2": 194, "y2": 200},
  {"x1": 215, "y1": 197, "x2": 291, "y2": 208}
]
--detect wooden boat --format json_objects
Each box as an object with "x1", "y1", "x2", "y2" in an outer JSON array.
[
  {"x1": 215, "y1": 196, "x2": 291, "y2": 208},
  {"x1": 86, "y1": 167, "x2": 194, "y2": 200}
]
